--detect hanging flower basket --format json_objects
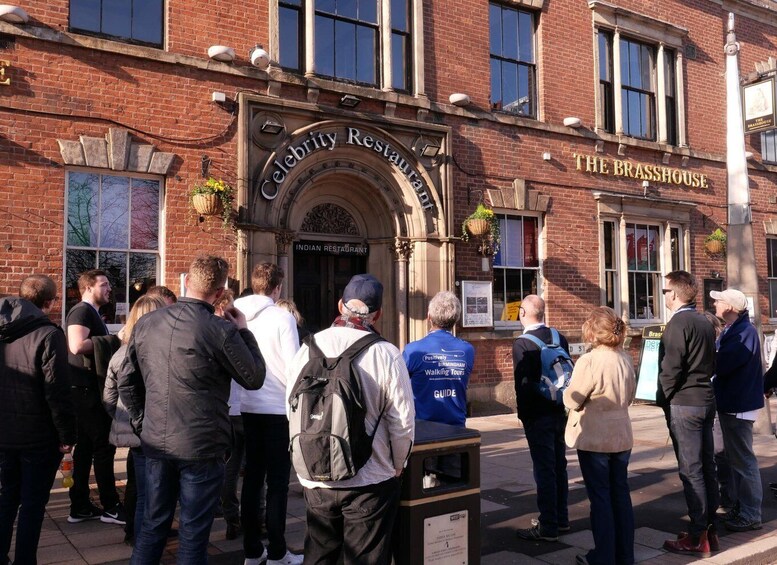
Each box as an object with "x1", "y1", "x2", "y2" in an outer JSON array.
[
  {"x1": 190, "y1": 177, "x2": 234, "y2": 228},
  {"x1": 466, "y1": 218, "x2": 490, "y2": 236},
  {"x1": 192, "y1": 193, "x2": 223, "y2": 216},
  {"x1": 704, "y1": 228, "x2": 727, "y2": 255}
]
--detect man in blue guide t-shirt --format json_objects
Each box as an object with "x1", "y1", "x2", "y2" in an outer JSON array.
[{"x1": 402, "y1": 291, "x2": 475, "y2": 427}]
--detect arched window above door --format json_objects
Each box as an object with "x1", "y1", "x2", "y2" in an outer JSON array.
[{"x1": 300, "y1": 203, "x2": 360, "y2": 235}]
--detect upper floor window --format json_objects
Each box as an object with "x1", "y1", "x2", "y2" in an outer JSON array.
[
  {"x1": 768, "y1": 238, "x2": 777, "y2": 316},
  {"x1": 489, "y1": 3, "x2": 537, "y2": 117},
  {"x1": 65, "y1": 171, "x2": 162, "y2": 326},
  {"x1": 277, "y1": 0, "x2": 415, "y2": 93},
  {"x1": 761, "y1": 130, "x2": 777, "y2": 164},
  {"x1": 591, "y1": 1, "x2": 687, "y2": 146},
  {"x1": 493, "y1": 214, "x2": 540, "y2": 324},
  {"x1": 70, "y1": 0, "x2": 164, "y2": 47}
]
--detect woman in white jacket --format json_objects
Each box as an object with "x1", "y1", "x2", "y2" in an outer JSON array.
[{"x1": 563, "y1": 307, "x2": 636, "y2": 565}]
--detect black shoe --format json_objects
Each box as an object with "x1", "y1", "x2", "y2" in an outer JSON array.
[
  {"x1": 516, "y1": 524, "x2": 558, "y2": 542},
  {"x1": 531, "y1": 517, "x2": 570, "y2": 532},
  {"x1": 68, "y1": 502, "x2": 102, "y2": 523},
  {"x1": 575, "y1": 555, "x2": 589, "y2": 565},
  {"x1": 225, "y1": 521, "x2": 242, "y2": 540},
  {"x1": 724, "y1": 516, "x2": 762, "y2": 532},
  {"x1": 100, "y1": 503, "x2": 127, "y2": 525}
]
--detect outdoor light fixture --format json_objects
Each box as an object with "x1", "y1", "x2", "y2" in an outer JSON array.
[
  {"x1": 449, "y1": 93, "x2": 471, "y2": 107},
  {"x1": 745, "y1": 151, "x2": 755, "y2": 160},
  {"x1": 542, "y1": 152, "x2": 552, "y2": 161},
  {"x1": 260, "y1": 119, "x2": 284, "y2": 135},
  {"x1": 420, "y1": 142, "x2": 441, "y2": 158},
  {"x1": 207, "y1": 45, "x2": 235, "y2": 63},
  {"x1": 249, "y1": 45, "x2": 270, "y2": 70},
  {"x1": 563, "y1": 117, "x2": 582, "y2": 128},
  {"x1": 339, "y1": 94, "x2": 361, "y2": 108},
  {"x1": 0, "y1": 5, "x2": 28, "y2": 23}
]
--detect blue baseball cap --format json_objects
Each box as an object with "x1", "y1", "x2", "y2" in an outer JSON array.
[{"x1": 342, "y1": 274, "x2": 383, "y2": 313}]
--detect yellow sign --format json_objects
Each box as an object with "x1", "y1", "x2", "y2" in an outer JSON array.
[
  {"x1": 573, "y1": 153, "x2": 708, "y2": 189},
  {"x1": 0, "y1": 60, "x2": 9, "y2": 86},
  {"x1": 501, "y1": 300, "x2": 521, "y2": 321}
]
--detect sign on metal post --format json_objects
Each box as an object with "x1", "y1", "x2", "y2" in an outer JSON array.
[{"x1": 742, "y1": 77, "x2": 776, "y2": 134}]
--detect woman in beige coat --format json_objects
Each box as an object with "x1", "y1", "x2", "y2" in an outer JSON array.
[{"x1": 564, "y1": 307, "x2": 636, "y2": 565}]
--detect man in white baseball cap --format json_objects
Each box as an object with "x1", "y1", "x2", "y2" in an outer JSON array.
[{"x1": 710, "y1": 287, "x2": 764, "y2": 532}]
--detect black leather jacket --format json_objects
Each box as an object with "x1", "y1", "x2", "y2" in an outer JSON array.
[
  {"x1": 0, "y1": 297, "x2": 76, "y2": 449},
  {"x1": 118, "y1": 297, "x2": 265, "y2": 460}
]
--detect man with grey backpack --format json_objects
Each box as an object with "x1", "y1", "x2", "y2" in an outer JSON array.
[
  {"x1": 513, "y1": 294, "x2": 573, "y2": 543},
  {"x1": 286, "y1": 274, "x2": 415, "y2": 565}
]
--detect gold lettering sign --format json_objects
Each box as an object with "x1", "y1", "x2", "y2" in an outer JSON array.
[
  {"x1": 0, "y1": 60, "x2": 9, "y2": 86},
  {"x1": 572, "y1": 153, "x2": 709, "y2": 189}
]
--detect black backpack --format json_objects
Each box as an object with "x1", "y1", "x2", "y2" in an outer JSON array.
[{"x1": 288, "y1": 332, "x2": 385, "y2": 482}]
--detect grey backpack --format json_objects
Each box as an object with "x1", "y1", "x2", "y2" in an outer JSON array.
[{"x1": 288, "y1": 333, "x2": 385, "y2": 482}]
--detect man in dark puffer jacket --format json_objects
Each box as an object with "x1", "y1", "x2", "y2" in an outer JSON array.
[
  {"x1": 118, "y1": 255, "x2": 266, "y2": 564},
  {"x1": 0, "y1": 275, "x2": 76, "y2": 565}
]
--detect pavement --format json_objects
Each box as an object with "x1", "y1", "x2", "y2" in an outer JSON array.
[{"x1": 13, "y1": 401, "x2": 777, "y2": 564}]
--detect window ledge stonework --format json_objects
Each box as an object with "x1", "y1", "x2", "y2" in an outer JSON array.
[
  {"x1": 588, "y1": 0, "x2": 687, "y2": 47},
  {"x1": 57, "y1": 128, "x2": 176, "y2": 175},
  {"x1": 503, "y1": 0, "x2": 545, "y2": 8},
  {"x1": 594, "y1": 190, "x2": 695, "y2": 222}
]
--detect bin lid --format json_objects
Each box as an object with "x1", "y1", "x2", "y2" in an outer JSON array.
[{"x1": 413, "y1": 419, "x2": 481, "y2": 445}]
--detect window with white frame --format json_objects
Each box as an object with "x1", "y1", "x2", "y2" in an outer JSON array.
[
  {"x1": 493, "y1": 214, "x2": 540, "y2": 324},
  {"x1": 65, "y1": 171, "x2": 162, "y2": 324},
  {"x1": 277, "y1": 0, "x2": 416, "y2": 93},
  {"x1": 596, "y1": 193, "x2": 690, "y2": 323},
  {"x1": 591, "y1": 1, "x2": 686, "y2": 146},
  {"x1": 768, "y1": 238, "x2": 777, "y2": 316},
  {"x1": 489, "y1": 3, "x2": 537, "y2": 117},
  {"x1": 69, "y1": 0, "x2": 163, "y2": 47},
  {"x1": 761, "y1": 130, "x2": 777, "y2": 164}
]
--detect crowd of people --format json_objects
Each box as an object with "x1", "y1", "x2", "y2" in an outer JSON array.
[{"x1": 0, "y1": 260, "x2": 771, "y2": 565}]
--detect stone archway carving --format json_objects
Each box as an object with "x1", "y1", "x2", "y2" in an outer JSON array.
[{"x1": 300, "y1": 203, "x2": 360, "y2": 235}]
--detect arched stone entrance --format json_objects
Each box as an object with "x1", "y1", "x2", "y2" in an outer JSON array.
[{"x1": 239, "y1": 108, "x2": 453, "y2": 347}]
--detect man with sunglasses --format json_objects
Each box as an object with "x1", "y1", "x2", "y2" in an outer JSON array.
[{"x1": 658, "y1": 271, "x2": 718, "y2": 557}]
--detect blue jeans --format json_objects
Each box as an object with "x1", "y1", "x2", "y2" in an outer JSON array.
[
  {"x1": 0, "y1": 447, "x2": 62, "y2": 565},
  {"x1": 718, "y1": 412, "x2": 762, "y2": 522},
  {"x1": 130, "y1": 448, "x2": 147, "y2": 540},
  {"x1": 242, "y1": 413, "x2": 291, "y2": 560},
  {"x1": 712, "y1": 414, "x2": 735, "y2": 509},
  {"x1": 668, "y1": 404, "x2": 718, "y2": 538},
  {"x1": 130, "y1": 456, "x2": 224, "y2": 565},
  {"x1": 578, "y1": 450, "x2": 634, "y2": 565},
  {"x1": 523, "y1": 413, "x2": 569, "y2": 535}
]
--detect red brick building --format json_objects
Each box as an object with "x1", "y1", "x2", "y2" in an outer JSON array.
[{"x1": 1, "y1": 0, "x2": 776, "y2": 410}]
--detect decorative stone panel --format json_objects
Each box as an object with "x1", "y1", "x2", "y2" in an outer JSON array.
[
  {"x1": 487, "y1": 178, "x2": 549, "y2": 212},
  {"x1": 56, "y1": 128, "x2": 176, "y2": 176}
]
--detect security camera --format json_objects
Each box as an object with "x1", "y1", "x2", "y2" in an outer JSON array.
[{"x1": 249, "y1": 46, "x2": 270, "y2": 70}]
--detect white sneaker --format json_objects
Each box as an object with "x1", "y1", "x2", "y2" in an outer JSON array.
[
  {"x1": 268, "y1": 551, "x2": 304, "y2": 565},
  {"x1": 244, "y1": 548, "x2": 268, "y2": 565}
]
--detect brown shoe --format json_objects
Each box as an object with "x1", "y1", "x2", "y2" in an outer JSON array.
[
  {"x1": 664, "y1": 531, "x2": 711, "y2": 558},
  {"x1": 677, "y1": 530, "x2": 719, "y2": 552}
]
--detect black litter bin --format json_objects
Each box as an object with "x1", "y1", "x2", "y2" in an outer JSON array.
[{"x1": 393, "y1": 419, "x2": 481, "y2": 565}]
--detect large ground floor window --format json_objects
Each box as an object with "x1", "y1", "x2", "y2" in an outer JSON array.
[
  {"x1": 493, "y1": 213, "x2": 540, "y2": 324},
  {"x1": 64, "y1": 171, "x2": 162, "y2": 325}
]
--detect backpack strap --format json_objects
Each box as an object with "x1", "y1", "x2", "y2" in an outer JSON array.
[
  {"x1": 303, "y1": 333, "x2": 325, "y2": 359},
  {"x1": 518, "y1": 332, "x2": 547, "y2": 351},
  {"x1": 549, "y1": 328, "x2": 561, "y2": 347},
  {"x1": 341, "y1": 332, "x2": 385, "y2": 360}
]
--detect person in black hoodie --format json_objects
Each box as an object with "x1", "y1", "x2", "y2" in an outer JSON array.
[
  {"x1": 0, "y1": 275, "x2": 76, "y2": 564},
  {"x1": 658, "y1": 271, "x2": 718, "y2": 557}
]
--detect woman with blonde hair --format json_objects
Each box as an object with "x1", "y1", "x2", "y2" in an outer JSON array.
[
  {"x1": 564, "y1": 307, "x2": 636, "y2": 565},
  {"x1": 103, "y1": 295, "x2": 167, "y2": 545}
]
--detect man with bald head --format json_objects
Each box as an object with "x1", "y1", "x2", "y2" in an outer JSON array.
[{"x1": 513, "y1": 294, "x2": 571, "y2": 542}]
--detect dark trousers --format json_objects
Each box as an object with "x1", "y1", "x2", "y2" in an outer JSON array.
[
  {"x1": 668, "y1": 404, "x2": 718, "y2": 539},
  {"x1": 221, "y1": 415, "x2": 245, "y2": 525},
  {"x1": 131, "y1": 448, "x2": 147, "y2": 540},
  {"x1": 712, "y1": 414, "x2": 735, "y2": 509},
  {"x1": 241, "y1": 413, "x2": 291, "y2": 560},
  {"x1": 131, "y1": 456, "x2": 223, "y2": 565},
  {"x1": 0, "y1": 447, "x2": 62, "y2": 565},
  {"x1": 523, "y1": 413, "x2": 569, "y2": 535},
  {"x1": 578, "y1": 449, "x2": 635, "y2": 565},
  {"x1": 302, "y1": 477, "x2": 400, "y2": 565},
  {"x1": 69, "y1": 387, "x2": 119, "y2": 511}
]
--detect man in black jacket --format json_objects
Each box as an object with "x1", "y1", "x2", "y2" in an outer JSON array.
[
  {"x1": 658, "y1": 271, "x2": 718, "y2": 557},
  {"x1": 118, "y1": 255, "x2": 266, "y2": 564},
  {"x1": 0, "y1": 275, "x2": 76, "y2": 564},
  {"x1": 513, "y1": 295, "x2": 570, "y2": 542}
]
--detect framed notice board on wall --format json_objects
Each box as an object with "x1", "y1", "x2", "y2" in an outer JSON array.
[
  {"x1": 635, "y1": 325, "x2": 665, "y2": 402},
  {"x1": 703, "y1": 278, "x2": 724, "y2": 314}
]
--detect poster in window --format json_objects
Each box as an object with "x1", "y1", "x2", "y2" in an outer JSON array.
[
  {"x1": 461, "y1": 281, "x2": 493, "y2": 327},
  {"x1": 635, "y1": 325, "x2": 665, "y2": 402},
  {"x1": 703, "y1": 278, "x2": 723, "y2": 313},
  {"x1": 743, "y1": 78, "x2": 776, "y2": 134}
]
